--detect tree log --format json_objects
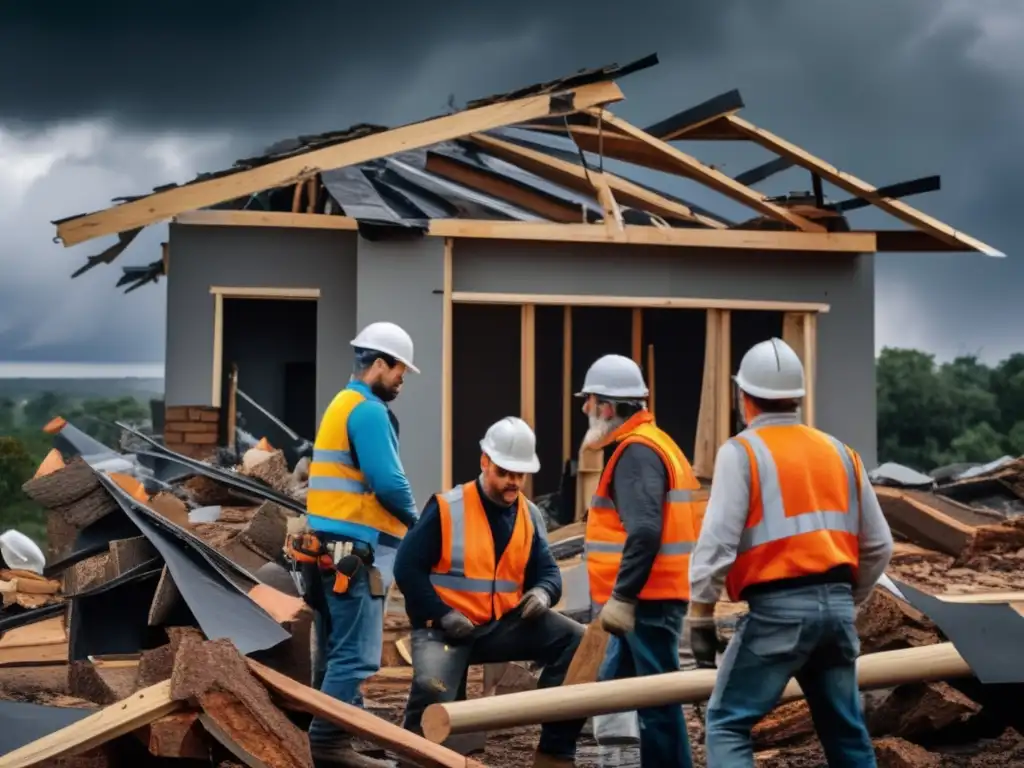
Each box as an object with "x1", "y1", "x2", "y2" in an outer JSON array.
[{"x1": 421, "y1": 642, "x2": 972, "y2": 742}]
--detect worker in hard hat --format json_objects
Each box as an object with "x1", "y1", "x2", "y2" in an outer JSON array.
[
  {"x1": 688, "y1": 337, "x2": 893, "y2": 766},
  {"x1": 299, "y1": 321, "x2": 422, "y2": 766},
  {"x1": 394, "y1": 417, "x2": 586, "y2": 768},
  {"x1": 580, "y1": 354, "x2": 706, "y2": 768}
]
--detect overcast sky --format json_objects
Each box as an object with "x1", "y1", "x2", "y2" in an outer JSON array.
[{"x1": 0, "y1": 0, "x2": 1021, "y2": 370}]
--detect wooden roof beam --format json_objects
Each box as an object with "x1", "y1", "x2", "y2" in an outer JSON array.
[
  {"x1": 725, "y1": 114, "x2": 1005, "y2": 257},
  {"x1": 467, "y1": 133, "x2": 725, "y2": 228},
  {"x1": 587, "y1": 108, "x2": 826, "y2": 233},
  {"x1": 54, "y1": 80, "x2": 625, "y2": 248},
  {"x1": 644, "y1": 89, "x2": 746, "y2": 140}
]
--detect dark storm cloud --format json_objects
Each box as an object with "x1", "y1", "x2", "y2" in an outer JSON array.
[{"x1": 0, "y1": 0, "x2": 1021, "y2": 365}]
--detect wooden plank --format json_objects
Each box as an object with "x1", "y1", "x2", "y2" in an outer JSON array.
[
  {"x1": 561, "y1": 306, "x2": 573, "y2": 464},
  {"x1": 782, "y1": 312, "x2": 817, "y2": 427},
  {"x1": 693, "y1": 309, "x2": 721, "y2": 479},
  {"x1": 587, "y1": 109, "x2": 826, "y2": 233},
  {"x1": 246, "y1": 658, "x2": 486, "y2": 768},
  {"x1": 874, "y1": 486, "x2": 976, "y2": 556},
  {"x1": 0, "y1": 680, "x2": 179, "y2": 768},
  {"x1": 631, "y1": 308, "x2": 642, "y2": 365},
  {"x1": 725, "y1": 115, "x2": 1004, "y2": 257},
  {"x1": 57, "y1": 81, "x2": 625, "y2": 246},
  {"x1": 468, "y1": 132, "x2": 711, "y2": 226},
  {"x1": 211, "y1": 292, "x2": 224, "y2": 408},
  {"x1": 520, "y1": 304, "x2": 536, "y2": 499},
  {"x1": 452, "y1": 292, "x2": 830, "y2": 314},
  {"x1": 647, "y1": 343, "x2": 656, "y2": 419},
  {"x1": 209, "y1": 286, "x2": 321, "y2": 299},
  {"x1": 176, "y1": 209, "x2": 359, "y2": 230},
  {"x1": 227, "y1": 362, "x2": 239, "y2": 450},
  {"x1": 563, "y1": 622, "x2": 611, "y2": 686},
  {"x1": 715, "y1": 311, "x2": 732, "y2": 449},
  {"x1": 430, "y1": 219, "x2": 867, "y2": 250},
  {"x1": 441, "y1": 238, "x2": 454, "y2": 491}
]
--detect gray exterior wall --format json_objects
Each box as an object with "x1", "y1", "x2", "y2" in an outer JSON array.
[
  {"x1": 452, "y1": 240, "x2": 877, "y2": 466},
  {"x1": 355, "y1": 236, "x2": 446, "y2": 508},
  {"x1": 165, "y1": 224, "x2": 358, "y2": 422}
]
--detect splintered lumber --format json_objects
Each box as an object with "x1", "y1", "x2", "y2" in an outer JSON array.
[
  {"x1": 0, "y1": 680, "x2": 179, "y2": 768},
  {"x1": 170, "y1": 635, "x2": 312, "y2": 768},
  {"x1": 420, "y1": 642, "x2": 972, "y2": 741},
  {"x1": 68, "y1": 659, "x2": 138, "y2": 705},
  {"x1": 138, "y1": 711, "x2": 208, "y2": 758},
  {"x1": 0, "y1": 616, "x2": 68, "y2": 666},
  {"x1": 247, "y1": 658, "x2": 487, "y2": 768},
  {"x1": 874, "y1": 487, "x2": 978, "y2": 556},
  {"x1": 21, "y1": 457, "x2": 117, "y2": 528},
  {"x1": 866, "y1": 681, "x2": 981, "y2": 739},
  {"x1": 240, "y1": 450, "x2": 293, "y2": 496}
]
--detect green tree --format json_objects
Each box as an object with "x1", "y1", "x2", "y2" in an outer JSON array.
[
  {"x1": 22, "y1": 391, "x2": 68, "y2": 430},
  {"x1": 66, "y1": 396, "x2": 149, "y2": 449},
  {"x1": 0, "y1": 397, "x2": 14, "y2": 434},
  {"x1": 0, "y1": 436, "x2": 35, "y2": 507}
]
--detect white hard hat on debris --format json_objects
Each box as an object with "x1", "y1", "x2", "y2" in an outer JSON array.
[
  {"x1": 576, "y1": 354, "x2": 649, "y2": 400},
  {"x1": 0, "y1": 530, "x2": 45, "y2": 575},
  {"x1": 734, "y1": 337, "x2": 805, "y2": 400},
  {"x1": 350, "y1": 321, "x2": 420, "y2": 374},
  {"x1": 479, "y1": 417, "x2": 541, "y2": 474}
]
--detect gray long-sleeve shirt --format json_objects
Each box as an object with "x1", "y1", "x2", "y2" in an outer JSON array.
[
  {"x1": 689, "y1": 412, "x2": 893, "y2": 606},
  {"x1": 608, "y1": 443, "x2": 667, "y2": 601}
]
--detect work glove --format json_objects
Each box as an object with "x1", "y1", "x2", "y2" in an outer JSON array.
[
  {"x1": 517, "y1": 587, "x2": 551, "y2": 620},
  {"x1": 685, "y1": 615, "x2": 719, "y2": 669},
  {"x1": 439, "y1": 610, "x2": 475, "y2": 641},
  {"x1": 598, "y1": 595, "x2": 636, "y2": 637}
]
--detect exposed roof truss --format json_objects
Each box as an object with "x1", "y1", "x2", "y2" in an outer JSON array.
[{"x1": 53, "y1": 54, "x2": 1003, "y2": 292}]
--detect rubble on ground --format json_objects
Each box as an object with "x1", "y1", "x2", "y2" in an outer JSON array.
[{"x1": 3, "y1": 421, "x2": 1024, "y2": 766}]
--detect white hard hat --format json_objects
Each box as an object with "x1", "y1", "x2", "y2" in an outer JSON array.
[
  {"x1": 0, "y1": 530, "x2": 46, "y2": 575},
  {"x1": 734, "y1": 337, "x2": 805, "y2": 400},
  {"x1": 479, "y1": 416, "x2": 541, "y2": 474},
  {"x1": 350, "y1": 321, "x2": 420, "y2": 374},
  {"x1": 576, "y1": 354, "x2": 649, "y2": 400}
]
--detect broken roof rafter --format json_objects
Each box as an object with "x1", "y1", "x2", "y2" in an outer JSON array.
[
  {"x1": 722, "y1": 114, "x2": 1005, "y2": 257},
  {"x1": 586, "y1": 107, "x2": 826, "y2": 232},
  {"x1": 54, "y1": 79, "x2": 626, "y2": 247}
]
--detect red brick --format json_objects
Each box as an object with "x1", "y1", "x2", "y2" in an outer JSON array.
[
  {"x1": 166, "y1": 421, "x2": 217, "y2": 433},
  {"x1": 165, "y1": 406, "x2": 189, "y2": 422},
  {"x1": 184, "y1": 432, "x2": 218, "y2": 445},
  {"x1": 163, "y1": 431, "x2": 183, "y2": 443}
]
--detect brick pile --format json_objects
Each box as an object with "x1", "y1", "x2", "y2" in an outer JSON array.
[{"x1": 163, "y1": 406, "x2": 220, "y2": 460}]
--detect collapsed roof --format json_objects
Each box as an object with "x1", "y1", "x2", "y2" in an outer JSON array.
[{"x1": 50, "y1": 53, "x2": 1004, "y2": 293}]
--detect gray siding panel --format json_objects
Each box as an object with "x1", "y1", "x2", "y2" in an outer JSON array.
[
  {"x1": 356, "y1": 236, "x2": 446, "y2": 508},
  {"x1": 451, "y1": 240, "x2": 877, "y2": 466},
  {"x1": 165, "y1": 224, "x2": 357, "y2": 422}
]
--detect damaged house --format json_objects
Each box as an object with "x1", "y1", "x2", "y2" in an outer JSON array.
[{"x1": 52, "y1": 53, "x2": 1000, "y2": 507}]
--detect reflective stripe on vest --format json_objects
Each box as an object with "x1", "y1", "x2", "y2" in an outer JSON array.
[
  {"x1": 306, "y1": 387, "x2": 408, "y2": 544},
  {"x1": 429, "y1": 481, "x2": 534, "y2": 625},
  {"x1": 585, "y1": 489, "x2": 702, "y2": 556},
  {"x1": 724, "y1": 424, "x2": 862, "y2": 602},
  {"x1": 584, "y1": 411, "x2": 705, "y2": 604}
]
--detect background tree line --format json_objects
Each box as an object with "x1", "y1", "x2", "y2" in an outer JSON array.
[
  {"x1": 0, "y1": 392, "x2": 149, "y2": 543},
  {"x1": 2, "y1": 349, "x2": 1024, "y2": 545}
]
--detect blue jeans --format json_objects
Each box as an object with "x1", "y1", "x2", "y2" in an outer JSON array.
[
  {"x1": 402, "y1": 610, "x2": 586, "y2": 759},
  {"x1": 597, "y1": 600, "x2": 692, "y2": 768},
  {"x1": 307, "y1": 567, "x2": 384, "y2": 748},
  {"x1": 705, "y1": 583, "x2": 875, "y2": 767}
]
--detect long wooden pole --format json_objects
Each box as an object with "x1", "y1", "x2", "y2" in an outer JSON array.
[{"x1": 420, "y1": 642, "x2": 971, "y2": 742}]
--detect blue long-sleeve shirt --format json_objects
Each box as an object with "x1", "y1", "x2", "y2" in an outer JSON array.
[
  {"x1": 306, "y1": 380, "x2": 419, "y2": 546},
  {"x1": 394, "y1": 479, "x2": 563, "y2": 628}
]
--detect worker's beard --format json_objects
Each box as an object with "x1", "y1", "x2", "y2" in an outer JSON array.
[{"x1": 582, "y1": 413, "x2": 620, "y2": 449}]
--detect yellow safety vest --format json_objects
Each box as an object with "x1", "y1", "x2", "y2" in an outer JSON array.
[{"x1": 306, "y1": 387, "x2": 409, "y2": 546}]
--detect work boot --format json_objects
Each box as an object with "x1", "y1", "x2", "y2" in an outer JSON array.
[
  {"x1": 310, "y1": 740, "x2": 394, "y2": 768},
  {"x1": 532, "y1": 751, "x2": 575, "y2": 768}
]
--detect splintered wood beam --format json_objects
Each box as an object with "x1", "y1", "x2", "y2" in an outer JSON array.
[
  {"x1": 644, "y1": 89, "x2": 746, "y2": 140},
  {"x1": 175, "y1": 209, "x2": 359, "y2": 230},
  {"x1": 467, "y1": 132, "x2": 716, "y2": 227},
  {"x1": 55, "y1": 80, "x2": 625, "y2": 247},
  {"x1": 0, "y1": 681, "x2": 179, "y2": 767},
  {"x1": 591, "y1": 172, "x2": 624, "y2": 232},
  {"x1": 588, "y1": 109, "x2": 825, "y2": 233},
  {"x1": 441, "y1": 238, "x2": 454, "y2": 491},
  {"x1": 724, "y1": 115, "x2": 1005, "y2": 257}
]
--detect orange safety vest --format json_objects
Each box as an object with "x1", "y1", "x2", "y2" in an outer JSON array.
[
  {"x1": 585, "y1": 411, "x2": 706, "y2": 605},
  {"x1": 725, "y1": 423, "x2": 863, "y2": 602},
  {"x1": 430, "y1": 480, "x2": 535, "y2": 625}
]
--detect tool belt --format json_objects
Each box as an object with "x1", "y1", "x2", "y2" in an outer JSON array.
[{"x1": 284, "y1": 531, "x2": 385, "y2": 600}]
